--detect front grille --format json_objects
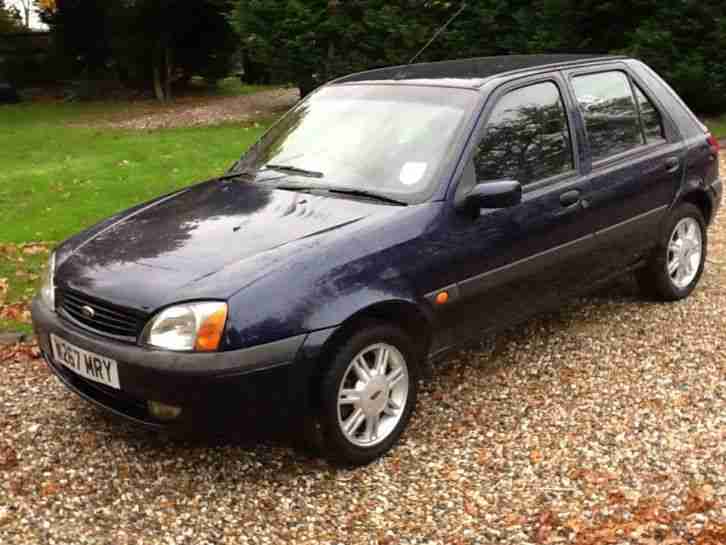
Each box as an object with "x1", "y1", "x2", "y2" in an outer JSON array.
[{"x1": 57, "y1": 288, "x2": 148, "y2": 342}]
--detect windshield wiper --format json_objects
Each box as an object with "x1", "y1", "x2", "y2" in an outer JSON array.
[
  {"x1": 218, "y1": 169, "x2": 255, "y2": 181},
  {"x1": 274, "y1": 184, "x2": 407, "y2": 206},
  {"x1": 328, "y1": 188, "x2": 408, "y2": 206},
  {"x1": 265, "y1": 164, "x2": 324, "y2": 178}
]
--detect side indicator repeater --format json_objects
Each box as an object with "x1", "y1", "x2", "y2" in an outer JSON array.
[{"x1": 435, "y1": 291, "x2": 450, "y2": 305}]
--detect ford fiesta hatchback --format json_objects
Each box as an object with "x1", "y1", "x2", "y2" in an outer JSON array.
[{"x1": 33, "y1": 55, "x2": 722, "y2": 465}]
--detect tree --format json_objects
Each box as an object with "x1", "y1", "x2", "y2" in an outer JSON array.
[
  {"x1": 0, "y1": 0, "x2": 22, "y2": 32},
  {"x1": 15, "y1": 0, "x2": 34, "y2": 27},
  {"x1": 122, "y1": 0, "x2": 238, "y2": 101},
  {"x1": 233, "y1": 0, "x2": 453, "y2": 97},
  {"x1": 41, "y1": 0, "x2": 238, "y2": 101},
  {"x1": 233, "y1": 0, "x2": 726, "y2": 113}
]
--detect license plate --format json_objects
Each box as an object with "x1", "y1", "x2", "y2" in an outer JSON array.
[{"x1": 50, "y1": 334, "x2": 121, "y2": 390}]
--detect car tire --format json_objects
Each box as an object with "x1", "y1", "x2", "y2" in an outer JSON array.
[
  {"x1": 636, "y1": 203, "x2": 707, "y2": 301},
  {"x1": 318, "y1": 322, "x2": 418, "y2": 466}
]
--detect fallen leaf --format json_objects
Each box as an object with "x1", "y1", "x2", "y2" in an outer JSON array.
[
  {"x1": 563, "y1": 516, "x2": 583, "y2": 533},
  {"x1": 464, "y1": 500, "x2": 478, "y2": 517},
  {"x1": 79, "y1": 432, "x2": 97, "y2": 448},
  {"x1": 40, "y1": 481, "x2": 60, "y2": 496},
  {"x1": 572, "y1": 468, "x2": 617, "y2": 485},
  {"x1": 21, "y1": 244, "x2": 49, "y2": 256},
  {"x1": 0, "y1": 302, "x2": 32, "y2": 323},
  {"x1": 684, "y1": 486, "x2": 715, "y2": 515},
  {"x1": 660, "y1": 537, "x2": 687, "y2": 545},
  {"x1": 0, "y1": 244, "x2": 18, "y2": 256},
  {"x1": 535, "y1": 510, "x2": 559, "y2": 544},
  {"x1": 504, "y1": 513, "x2": 527, "y2": 527},
  {"x1": 0, "y1": 341, "x2": 41, "y2": 363},
  {"x1": 530, "y1": 449, "x2": 543, "y2": 464},
  {"x1": 159, "y1": 498, "x2": 175, "y2": 509},
  {"x1": 0, "y1": 446, "x2": 18, "y2": 470}
]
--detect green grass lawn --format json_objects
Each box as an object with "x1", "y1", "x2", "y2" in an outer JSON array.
[
  {"x1": 0, "y1": 95, "x2": 271, "y2": 333},
  {"x1": 214, "y1": 77, "x2": 280, "y2": 97},
  {"x1": 0, "y1": 104, "x2": 268, "y2": 243}
]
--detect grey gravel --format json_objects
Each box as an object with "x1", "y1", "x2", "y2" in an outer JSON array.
[{"x1": 1, "y1": 158, "x2": 725, "y2": 544}]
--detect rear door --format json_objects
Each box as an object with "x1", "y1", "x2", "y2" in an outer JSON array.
[
  {"x1": 563, "y1": 64, "x2": 684, "y2": 268},
  {"x1": 424, "y1": 73, "x2": 605, "y2": 352}
]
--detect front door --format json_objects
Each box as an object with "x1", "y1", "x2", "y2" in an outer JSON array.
[{"x1": 421, "y1": 75, "x2": 603, "y2": 354}]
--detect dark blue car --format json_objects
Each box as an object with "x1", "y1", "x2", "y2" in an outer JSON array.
[{"x1": 32, "y1": 55, "x2": 722, "y2": 465}]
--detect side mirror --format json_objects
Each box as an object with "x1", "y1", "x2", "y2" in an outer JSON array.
[{"x1": 459, "y1": 180, "x2": 522, "y2": 216}]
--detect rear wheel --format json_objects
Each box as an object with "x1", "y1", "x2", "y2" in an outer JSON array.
[
  {"x1": 317, "y1": 322, "x2": 418, "y2": 466},
  {"x1": 636, "y1": 203, "x2": 707, "y2": 301}
]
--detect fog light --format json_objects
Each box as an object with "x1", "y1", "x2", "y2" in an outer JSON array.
[{"x1": 147, "y1": 400, "x2": 182, "y2": 421}]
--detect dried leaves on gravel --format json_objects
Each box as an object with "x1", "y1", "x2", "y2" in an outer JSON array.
[
  {"x1": 88, "y1": 88, "x2": 299, "y2": 131},
  {"x1": 1, "y1": 161, "x2": 725, "y2": 545}
]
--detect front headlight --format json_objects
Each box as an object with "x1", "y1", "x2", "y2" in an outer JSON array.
[
  {"x1": 141, "y1": 302, "x2": 228, "y2": 352},
  {"x1": 40, "y1": 252, "x2": 56, "y2": 310}
]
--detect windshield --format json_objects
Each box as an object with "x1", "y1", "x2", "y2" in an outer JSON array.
[{"x1": 238, "y1": 84, "x2": 478, "y2": 203}]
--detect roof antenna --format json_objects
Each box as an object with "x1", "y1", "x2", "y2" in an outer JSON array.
[{"x1": 408, "y1": 3, "x2": 467, "y2": 65}]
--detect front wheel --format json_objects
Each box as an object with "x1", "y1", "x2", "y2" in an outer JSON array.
[
  {"x1": 318, "y1": 323, "x2": 418, "y2": 466},
  {"x1": 636, "y1": 203, "x2": 707, "y2": 301}
]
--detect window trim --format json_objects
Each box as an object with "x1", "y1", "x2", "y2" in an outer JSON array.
[
  {"x1": 466, "y1": 74, "x2": 579, "y2": 193},
  {"x1": 631, "y1": 80, "x2": 667, "y2": 145},
  {"x1": 628, "y1": 77, "x2": 650, "y2": 146},
  {"x1": 590, "y1": 139, "x2": 671, "y2": 171},
  {"x1": 564, "y1": 63, "x2": 679, "y2": 173}
]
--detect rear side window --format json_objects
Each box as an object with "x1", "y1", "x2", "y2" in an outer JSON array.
[
  {"x1": 474, "y1": 81, "x2": 574, "y2": 186},
  {"x1": 572, "y1": 71, "x2": 644, "y2": 161},
  {"x1": 634, "y1": 84, "x2": 666, "y2": 144}
]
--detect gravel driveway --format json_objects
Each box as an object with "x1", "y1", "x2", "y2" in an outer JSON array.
[{"x1": 2, "y1": 160, "x2": 725, "y2": 545}]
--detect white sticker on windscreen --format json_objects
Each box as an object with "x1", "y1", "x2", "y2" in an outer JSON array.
[{"x1": 399, "y1": 162, "x2": 428, "y2": 186}]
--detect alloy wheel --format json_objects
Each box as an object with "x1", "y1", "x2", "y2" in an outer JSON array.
[
  {"x1": 336, "y1": 343, "x2": 409, "y2": 447},
  {"x1": 666, "y1": 217, "x2": 703, "y2": 289}
]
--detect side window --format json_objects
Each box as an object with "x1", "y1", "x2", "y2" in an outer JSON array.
[
  {"x1": 634, "y1": 84, "x2": 666, "y2": 144},
  {"x1": 572, "y1": 71, "x2": 644, "y2": 161},
  {"x1": 474, "y1": 81, "x2": 574, "y2": 186}
]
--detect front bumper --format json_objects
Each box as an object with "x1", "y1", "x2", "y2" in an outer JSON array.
[{"x1": 32, "y1": 297, "x2": 331, "y2": 429}]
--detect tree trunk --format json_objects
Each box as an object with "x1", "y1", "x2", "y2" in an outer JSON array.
[
  {"x1": 324, "y1": 40, "x2": 335, "y2": 83},
  {"x1": 164, "y1": 45, "x2": 172, "y2": 101},
  {"x1": 298, "y1": 76, "x2": 314, "y2": 99},
  {"x1": 152, "y1": 39, "x2": 167, "y2": 102},
  {"x1": 153, "y1": 63, "x2": 165, "y2": 102}
]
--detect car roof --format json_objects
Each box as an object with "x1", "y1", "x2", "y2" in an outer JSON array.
[{"x1": 333, "y1": 54, "x2": 628, "y2": 89}]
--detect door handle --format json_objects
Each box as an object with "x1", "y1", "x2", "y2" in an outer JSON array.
[
  {"x1": 556, "y1": 189, "x2": 584, "y2": 217},
  {"x1": 560, "y1": 189, "x2": 581, "y2": 207},
  {"x1": 665, "y1": 157, "x2": 680, "y2": 173}
]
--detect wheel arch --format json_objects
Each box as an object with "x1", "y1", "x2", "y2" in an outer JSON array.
[
  {"x1": 676, "y1": 179, "x2": 714, "y2": 225},
  {"x1": 306, "y1": 298, "x2": 435, "y2": 408}
]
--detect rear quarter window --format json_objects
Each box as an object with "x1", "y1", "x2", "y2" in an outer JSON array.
[{"x1": 627, "y1": 59, "x2": 700, "y2": 140}]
